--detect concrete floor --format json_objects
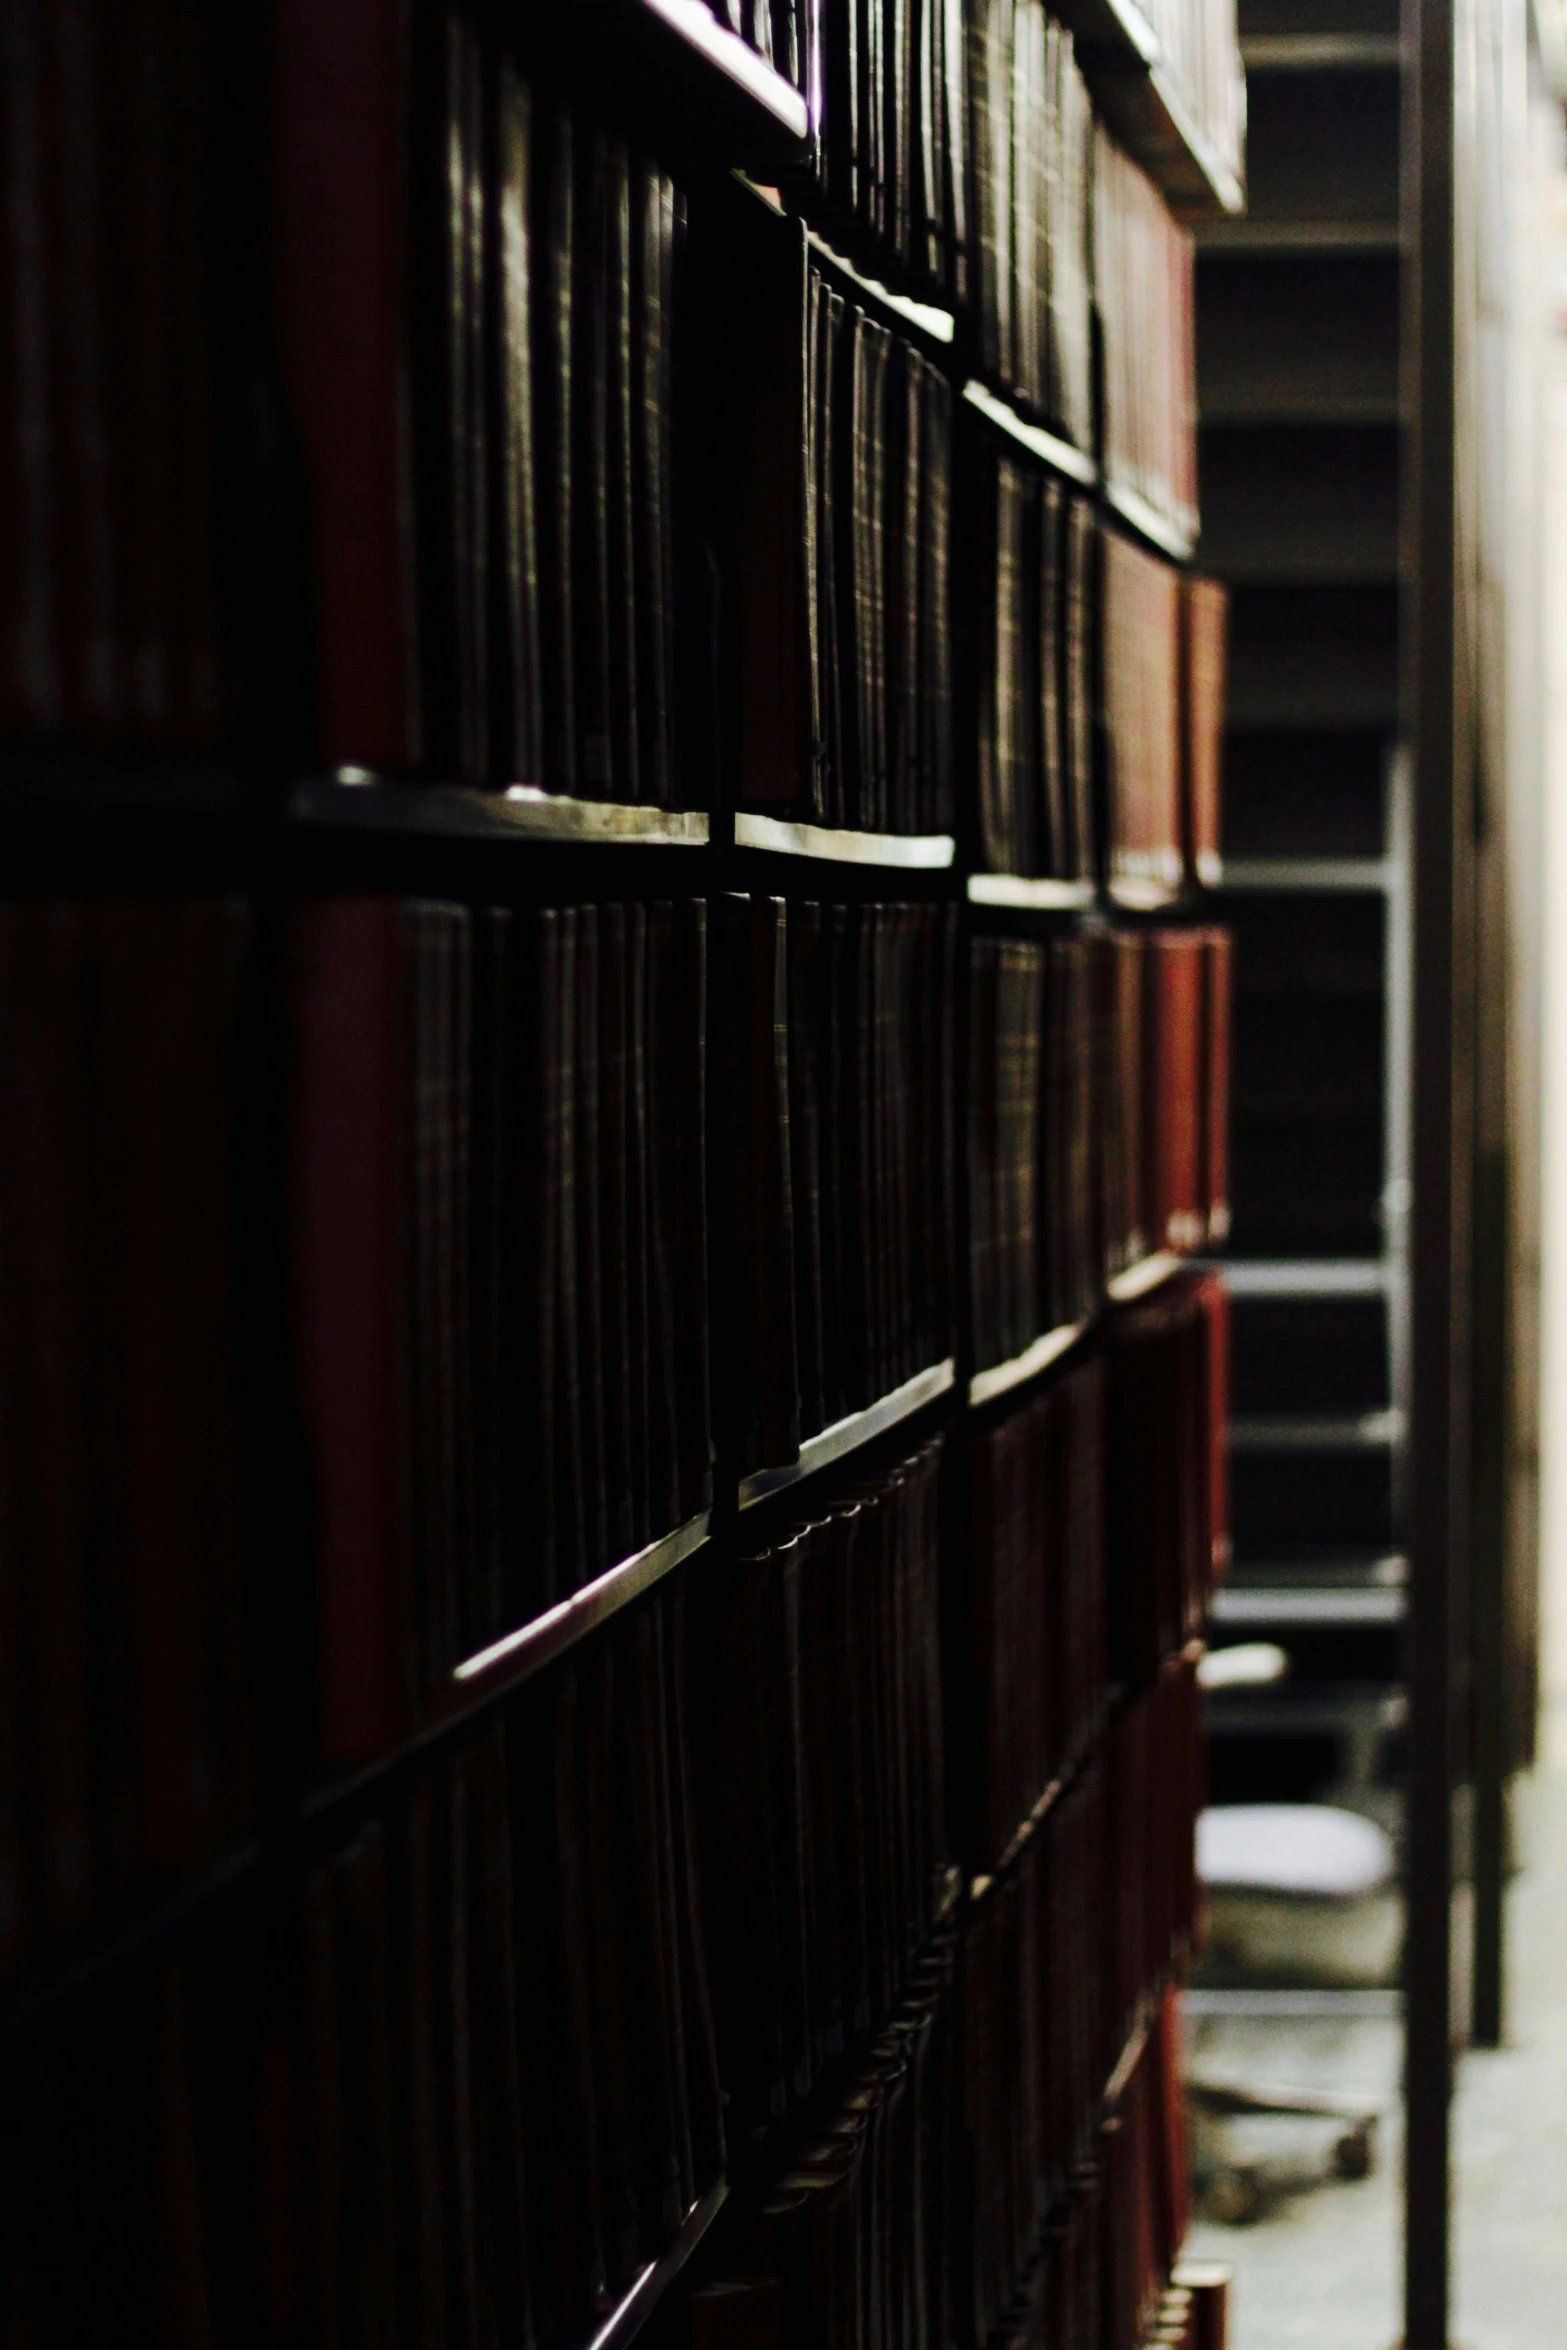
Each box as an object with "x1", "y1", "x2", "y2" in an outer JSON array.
[{"x1": 1182, "y1": 1757, "x2": 1567, "y2": 2350}]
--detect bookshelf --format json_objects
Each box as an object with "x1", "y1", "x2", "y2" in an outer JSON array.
[{"x1": 0, "y1": 3, "x2": 1243, "y2": 2347}]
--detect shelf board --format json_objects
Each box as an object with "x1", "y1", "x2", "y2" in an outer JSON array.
[
  {"x1": 1103, "y1": 477, "x2": 1198, "y2": 562},
  {"x1": 451, "y1": 1510, "x2": 712, "y2": 1703},
  {"x1": 292, "y1": 774, "x2": 711, "y2": 846},
  {"x1": 1106, "y1": 1249, "x2": 1187, "y2": 1303},
  {"x1": 966, "y1": 872, "x2": 1097, "y2": 910},
  {"x1": 1212, "y1": 1585, "x2": 1406, "y2": 1626},
  {"x1": 733, "y1": 811, "x2": 956, "y2": 867},
  {"x1": 1230, "y1": 1407, "x2": 1405, "y2": 1452},
  {"x1": 738, "y1": 1357, "x2": 956, "y2": 1509},
  {"x1": 1185, "y1": 1986, "x2": 1402, "y2": 2019},
  {"x1": 585, "y1": 2179, "x2": 729, "y2": 2350},
  {"x1": 1214, "y1": 854, "x2": 1395, "y2": 893},
  {"x1": 960, "y1": 381, "x2": 1098, "y2": 485},
  {"x1": 969, "y1": 1321, "x2": 1086, "y2": 1408},
  {"x1": 540, "y1": 0, "x2": 809, "y2": 172},
  {"x1": 1208, "y1": 1257, "x2": 1393, "y2": 1297},
  {"x1": 1197, "y1": 220, "x2": 1401, "y2": 253},
  {"x1": 1241, "y1": 34, "x2": 1402, "y2": 70}
]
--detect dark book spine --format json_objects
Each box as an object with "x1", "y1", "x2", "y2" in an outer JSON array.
[
  {"x1": 533, "y1": 95, "x2": 576, "y2": 789},
  {"x1": 788, "y1": 902, "x2": 828, "y2": 1440},
  {"x1": 633, "y1": 163, "x2": 678, "y2": 805},
  {"x1": 573, "y1": 127, "x2": 616, "y2": 797},
  {"x1": 598, "y1": 904, "x2": 635, "y2": 1564},
  {"x1": 671, "y1": 901, "x2": 713, "y2": 1520},
  {"x1": 644, "y1": 902, "x2": 684, "y2": 1530},
  {"x1": 492, "y1": 54, "x2": 543, "y2": 786},
  {"x1": 573, "y1": 906, "x2": 608, "y2": 1574},
  {"x1": 605, "y1": 135, "x2": 640, "y2": 802}
]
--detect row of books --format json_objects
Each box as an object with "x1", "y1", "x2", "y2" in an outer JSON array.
[
  {"x1": 1102, "y1": 535, "x2": 1227, "y2": 904},
  {"x1": 0, "y1": 1586, "x2": 724, "y2": 2348},
  {"x1": 705, "y1": 215, "x2": 958, "y2": 838},
  {"x1": 716, "y1": 897, "x2": 957, "y2": 1473},
  {"x1": 989, "y1": 1993, "x2": 1191, "y2": 2350},
  {"x1": 806, "y1": 0, "x2": 967, "y2": 302},
  {"x1": 962, "y1": 1652, "x2": 1201, "y2": 2347},
  {"x1": 279, "y1": 53, "x2": 686, "y2": 797},
  {"x1": 1141, "y1": 0, "x2": 1249, "y2": 185},
  {"x1": 686, "y1": 1443, "x2": 949, "y2": 2142},
  {"x1": 971, "y1": 459, "x2": 1094, "y2": 882},
  {"x1": 291, "y1": 896, "x2": 711, "y2": 1761},
  {"x1": 668, "y1": 1941, "x2": 961, "y2": 2350},
  {"x1": 1095, "y1": 130, "x2": 1198, "y2": 546},
  {"x1": 968, "y1": 925, "x2": 1230, "y2": 1376},
  {"x1": 958, "y1": 1357, "x2": 1108, "y2": 1874},
  {"x1": 0, "y1": 0, "x2": 221, "y2": 752},
  {"x1": 966, "y1": 0, "x2": 1094, "y2": 446}
]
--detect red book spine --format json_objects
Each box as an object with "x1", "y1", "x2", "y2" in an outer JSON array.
[
  {"x1": 1201, "y1": 927, "x2": 1232, "y2": 1244},
  {"x1": 274, "y1": 0, "x2": 414, "y2": 771},
  {"x1": 290, "y1": 898, "x2": 409, "y2": 1760}
]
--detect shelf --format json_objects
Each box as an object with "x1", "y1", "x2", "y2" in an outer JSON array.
[
  {"x1": 1106, "y1": 1249, "x2": 1187, "y2": 1303},
  {"x1": 538, "y1": 0, "x2": 809, "y2": 174},
  {"x1": 1212, "y1": 1585, "x2": 1406, "y2": 1626},
  {"x1": 1230, "y1": 1407, "x2": 1405, "y2": 1452},
  {"x1": 1241, "y1": 34, "x2": 1402, "y2": 70},
  {"x1": 1197, "y1": 221, "x2": 1401, "y2": 253},
  {"x1": 451, "y1": 1511, "x2": 713, "y2": 1702},
  {"x1": 584, "y1": 2179, "x2": 729, "y2": 2350},
  {"x1": 292, "y1": 774, "x2": 711, "y2": 846},
  {"x1": 960, "y1": 382, "x2": 1098, "y2": 487},
  {"x1": 733, "y1": 811, "x2": 956, "y2": 867},
  {"x1": 738, "y1": 1358, "x2": 956, "y2": 1509},
  {"x1": 1054, "y1": 0, "x2": 1244, "y2": 221},
  {"x1": 1208, "y1": 1258, "x2": 1393, "y2": 1297},
  {"x1": 969, "y1": 1321, "x2": 1085, "y2": 1408},
  {"x1": 1206, "y1": 1685, "x2": 1407, "y2": 1736},
  {"x1": 1185, "y1": 1986, "x2": 1402, "y2": 2020},
  {"x1": 1215, "y1": 854, "x2": 1395, "y2": 893},
  {"x1": 1103, "y1": 477, "x2": 1198, "y2": 562},
  {"x1": 805, "y1": 228, "x2": 956, "y2": 345},
  {"x1": 966, "y1": 872, "x2": 1097, "y2": 910}
]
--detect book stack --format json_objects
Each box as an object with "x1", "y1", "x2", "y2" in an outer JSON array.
[
  {"x1": 698, "y1": 204, "x2": 957, "y2": 836},
  {"x1": 289, "y1": 895, "x2": 712, "y2": 1759},
  {"x1": 714, "y1": 897, "x2": 957, "y2": 1476},
  {"x1": 803, "y1": 0, "x2": 969, "y2": 301},
  {"x1": 0, "y1": 0, "x2": 1244, "y2": 2340},
  {"x1": 965, "y1": 1, "x2": 1093, "y2": 448},
  {"x1": 687, "y1": 1441, "x2": 950, "y2": 2139},
  {"x1": 1141, "y1": 0, "x2": 1248, "y2": 188},
  {"x1": 278, "y1": 37, "x2": 687, "y2": 795},
  {"x1": 1094, "y1": 130, "x2": 1198, "y2": 548},
  {"x1": 0, "y1": 902, "x2": 252, "y2": 1973}
]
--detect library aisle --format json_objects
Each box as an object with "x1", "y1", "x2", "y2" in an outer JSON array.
[{"x1": 1185, "y1": 1751, "x2": 1567, "y2": 2350}]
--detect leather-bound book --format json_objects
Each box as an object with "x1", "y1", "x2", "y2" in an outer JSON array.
[
  {"x1": 1200, "y1": 925, "x2": 1233, "y2": 1245},
  {"x1": 604, "y1": 138, "x2": 641, "y2": 802},
  {"x1": 633, "y1": 164, "x2": 680, "y2": 805},
  {"x1": 1142, "y1": 931, "x2": 1205, "y2": 1254},
  {"x1": 1063, "y1": 496, "x2": 1094, "y2": 881},
  {"x1": 920, "y1": 362, "x2": 956, "y2": 833},
  {"x1": 788, "y1": 903, "x2": 828, "y2": 1439},
  {"x1": 572, "y1": 125, "x2": 617, "y2": 798},
  {"x1": 598, "y1": 904, "x2": 635, "y2": 1564},
  {"x1": 669, "y1": 902, "x2": 713, "y2": 1520},
  {"x1": 573, "y1": 906, "x2": 609, "y2": 1575},
  {"x1": 887, "y1": 341, "x2": 923, "y2": 835},
  {"x1": 533, "y1": 94, "x2": 577, "y2": 790},
  {"x1": 1037, "y1": 477, "x2": 1067, "y2": 876},
  {"x1": 578, "y1": 1637, "x2": 642, "y2": 2297},
  {"x1": 644, "y1": 904, "x2": 685, "y2": 1533},
  {"x1": 492, "y1": 55, "x2": 543, "y2": 788},
  {"x1": 1182, "y1": 576, "x2": 1228, "y2": 888},
  {"x1": 289, "y1": 898, "x2": 410, "y2": 1763},
  {"x1": 463, "y1": 1719, "x2": 533, "y2": 2350},
  {"x1": 624, "y1": 904, "x2": 653, "y2": 1550},
  {"x1": 274, "y1": 0, "x2": 419, "y2": 770},
  {"x1": 1103, "y1": 530, "x2": 1182, "y2": 905}
]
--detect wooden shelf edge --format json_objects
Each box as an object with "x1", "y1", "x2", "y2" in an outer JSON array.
[
  {"x1": 584, "y1": 2177, "x2": 729, "y2": 2350},
  {"x1": 960, "y1": 380, "x2": 1098, "y2": 485},
  {"x1": 804, "y1": 227, "x2": 957, "y2": 345},
  {"x1": 291, "y1": 775, "x2": 711, "y2": 846},
  {"x1": 733, "y1": 811, "x2": 956, "y2": 867},
  {"x1": 966, "y1": 872, "x2": 1097, "y2": 910},
  {"x1": 1102, "y1": 477, "x2": 1198, "y2": 563},
  {"x1": 1106, "y1": 1249, "x2": 1186, "y2": 1303},
  {"x1": 969, "y1": 1322, "x2": 1087, "y2": 1408},
  {"x1": 450, "y1": 1511, "x2": 714, "y2": 1702},
  {"x1": 738, "y1": 1358, "x2": 957, "y2": 1509}
]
